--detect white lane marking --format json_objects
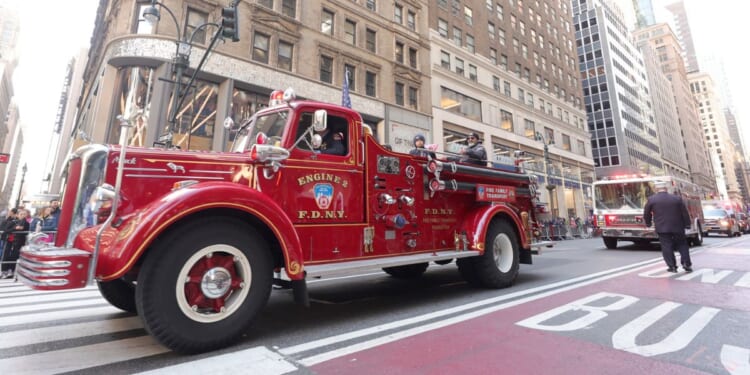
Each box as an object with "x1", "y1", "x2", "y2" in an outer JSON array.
[
  {"x1": 676, "y1": 268, "x2": 733, "y2": 283},
  {"x1": 721, "y1": 344, "x2": 750, "y2": 375},
  {"x1": 639, "y1": 268, "x2": 679, "y2": 278},
  {"x1": 0, "y1": 336, "x2": 169, "y2": 375},
  {"x1": 516, "y1": 292, "x2": 638, "y2": 331},
  {"x1": 280, "y1": 256, "x2": 666, "y2": 356},
  {"x1": 0, "y1": 306, "x2": 124, "y2": 328},
  {"x1": 0, "y1": 299, "x2": 108, "y2": 315},
  {"x1": 0, "y1": 317, "x2": 143, "y2": 350},
  {"x1": 297, "y1": 260, "x2": 663, "y2": 366},
  {"x1": 612, "y1": 302, "x2": 720, "y2": 357},
  {"x1": 2, "y1": 290, "x2": 102, "y2": 305},
  {"x1": 736, "y1": 273, "x2": 750, "y2": 288},
  {"x1": 135, "y1": 346, "x2": 297, "y2": 375}
]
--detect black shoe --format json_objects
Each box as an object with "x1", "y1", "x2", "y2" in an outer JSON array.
[
  {"x1": 683, "y1": 266, "x2": 693, "y2": 273},
  {"x1": 667, "y1": 267, "x2": 677, "y2": 273}
]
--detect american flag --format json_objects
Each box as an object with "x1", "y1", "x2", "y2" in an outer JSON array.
[{"x1": 341, "y1": 68, "x2": 352, "y2": 108}]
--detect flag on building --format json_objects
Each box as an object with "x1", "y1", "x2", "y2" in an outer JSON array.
[{"x1": 341, "y1": 68, "x2": 352, "y2": 108}]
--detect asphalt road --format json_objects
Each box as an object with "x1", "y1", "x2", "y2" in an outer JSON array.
[{"x1": 0, "y1": 234, "x2": 746, "y2": 374}]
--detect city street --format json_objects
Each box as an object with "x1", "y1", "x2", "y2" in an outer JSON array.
[{"x1": 1, "y1": 235, "x2": 748, "y2": 374}]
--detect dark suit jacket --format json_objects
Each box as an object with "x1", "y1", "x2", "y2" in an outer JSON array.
[{"x1": 643, "y1": 192, "x2": 691, "y2": 234}]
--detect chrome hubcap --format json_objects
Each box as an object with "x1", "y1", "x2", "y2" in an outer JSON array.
[{"x1": 200, "y1": 267, "x2": 232, "y2": 298}]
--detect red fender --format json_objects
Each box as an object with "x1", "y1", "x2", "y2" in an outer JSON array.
[
  {"x1": 76, "y1": 182, "x2": 304, "y2": 281},
  {"x1": 458, "y1": 204, "x2": 528, "y2": 252}
]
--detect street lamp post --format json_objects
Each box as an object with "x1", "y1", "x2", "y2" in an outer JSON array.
[
  {"x1": 142, "y1": 0, "x2": 239, "y2": 148},
  {"x1": 15, "y1": 163, "x2": 27, "y2": 208},
  {"x1": 536, "y1": 132, "x2": 557, "y2": 216}
]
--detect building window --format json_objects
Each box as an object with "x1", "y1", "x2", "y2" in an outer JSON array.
[
  {"x1": 517, "y1": 88, "x2": 524, "y2": 102},
  {"x1": 441, "y1": 51, "x2": 451, "y2": 69},
  {"x1": 282, "y1": 0, "x2": 296, "y2": 17},
  {"x1": 440, "y1": 86, "x2": 482, "y2": 121},
  {"x1": 252, "y1": 33, "x2": 270, "y2": 63},
  {"x1": 366, "y1": 29, "x2": 376, "y2": 52},
  {"x1": 488, "y1": 22, "x2": 495, "y2": 39},
  {"x1": 407, "y1": 11, "x2": 416, "y2": 30},
  {"x1": 366, "y1": 0, "x2": 376, "y2": 11},
  {"x1": 395, "y1": 41, "x2": 404, "y2": 64},
  {"x1": 408, "y1": 87, "x2": 418, "y2": 110},
  {"x1": 464, "y1": 6, "x2": 473, "y2": 25},
  {"x1": 490, "y1": 48, "x2": 497, "y2": 64},
  {"x1": 544, "y1": 127, "x2": 554, "y2": 143},
  {"x1": 497, "y1": 3, "x2": 504, "y2": 19},
  {"x1": 498, "y1": 28, "x2": 505, "y2": 45},
  {"x1": 395, "y1": 82, "x2": 405, "y2": 105},
  {"x1": 455, "y1": 58, "x2": 464, "y2": 75},
  {"x1": 345, "y1": 19, "x2": 356, "y2": 44},
  {"x1": 185, "y1": 8, "x2": 208, "y2": 44},
  {"x1": 469, "y1": 64, "x2": 477, "y2": 81},
  {"x1": 562, "y1": 134, "x2": 571, "y2": 151},
  {"x1": 345, "y1": 64, "x2": 356, "y2": 91},
  {"x1": 394, "y1": 4, "x2": 403, "y2": 24},
  {"x1": 409, "y1": 48, "x2": 418, "y2": 68},
  {"x1": 524, "y1": 119, "x2": 535, "y2": 138},
  {"x1": 453, "y1": 27, "x2": 462, "y2": 46},
  {"x1": 438, "y1": 19, "x2": 448, "y2": 38},
  {"x1": 503, "y1": 81, "x2": 511, "y2": 96},
  {"x1": 165, "y1": 76, "x2": 218, "y2": 151},
  {"x1": 320, "y1": 55, "x2": 333, "y2": 83},
  {"x1": 321, "y1": 9, "x2": 334, "y2": 35},
  {"x1": 577, "y1": 139, "x2": 586, "y2": 156},
  {"x1": 500, "y1": 54, "x2": 508, "y2": 70},
  {"x1": 466, "y1": 34, "x2": 475, "y2": 53},
  {"x1": 278, "y1": 40, "x2": 293, "y2": 71},
  {"x1": 493, "y1": 76, "x2": 501, "y2": 91},
  {"x1": 501, "y1": 110, "x2": 513, "y2": 131},
  {"x1": 366, "y1": 71, "x2": 377, "y2": 97},
  {"x1": 110, "y1": 66, "x2": 155, "y2": 146}
]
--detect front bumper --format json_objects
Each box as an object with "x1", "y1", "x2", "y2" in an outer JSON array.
[
  {"x1": 601, "y1": 227, "x2": 657, "y2": 239},
  {"x1": 17, "y1": 246, "x2": 92, "y2": 290}
]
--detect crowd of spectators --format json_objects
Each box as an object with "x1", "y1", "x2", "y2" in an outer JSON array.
[{"x1": 0, "y1": 200, "x2": 60, "y2": 279}]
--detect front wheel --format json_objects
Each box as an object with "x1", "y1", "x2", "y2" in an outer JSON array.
[
  {"x1": 136, "y1": 218, "x2": 273, "y2": 354},
  {"x1": 603, "y1": 237, "x2": 618, "y2": 249},
  {"x1": 457, "y1": 220, "x2": 519, "y2": 289},
  {"x1": 97, "y1": 278, "x2": 136, "y2": 313}
]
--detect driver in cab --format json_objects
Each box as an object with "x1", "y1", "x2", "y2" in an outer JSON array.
[{"x1": 314, "y1": 128, "x2": 345, "y2": 155}]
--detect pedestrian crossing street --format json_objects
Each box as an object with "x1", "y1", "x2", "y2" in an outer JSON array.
[{"x1": 0, "y1": 279, "x2": 299, "y2": 374}]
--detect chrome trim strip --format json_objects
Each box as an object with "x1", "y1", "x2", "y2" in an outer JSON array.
[
  {"x1": 190, "y1": 170, "x2": 233, "y2": 174},
  {"x1": 15, "y1": 272, "x2": 70, "y2": 287},
  {"x1": 18, "y1": 258, "x2": 73, "y2": 269},
  {"x1": 17, "y1": 267, "x2": 71, "y2": 277},
  {"x1": 124, "y1": 174, "x2": 224, "y2": 180},
  {"x1": 123, "y1": 167, "x2": 166, "y2": 172}
]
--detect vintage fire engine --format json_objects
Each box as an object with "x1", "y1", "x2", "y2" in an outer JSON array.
[{"x1": 18, "y1": 89, "x2": 548, "y2": 353}]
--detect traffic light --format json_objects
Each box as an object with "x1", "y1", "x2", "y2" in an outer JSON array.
[{"x1": 221, "y1": 5, "x2": 239, "y2": 42}]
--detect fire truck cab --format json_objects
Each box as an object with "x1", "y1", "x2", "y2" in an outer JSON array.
[{"x1": 17, "y1": 89, "x2": 547, "y2": 353}]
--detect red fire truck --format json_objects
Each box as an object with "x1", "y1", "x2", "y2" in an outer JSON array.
[{"x1": 17, "y1": 89, "x2": 547, "y2": 353}]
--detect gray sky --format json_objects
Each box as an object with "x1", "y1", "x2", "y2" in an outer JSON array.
[{"x1": 6, "y1": 0, "x2": 750, "y2": 195}]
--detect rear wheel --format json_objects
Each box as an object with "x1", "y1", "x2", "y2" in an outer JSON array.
[
  {"x1": 136, "y1": 218, "x2": 273, "y2": 354},
  {"x1": 97, "y1": 278, "x2": 136, "y2": 313},
  {"x1": 382, "y1": 263, "x2": 428, "y2": 279},
  {"x1": 603, "y1": 237, "x2": 618, "y2": 249},
  {"x1": 690, "y1": 227, "x2": 703, "y2": 247},
  {"x1": 458, "y1": 220, "x2": 519, "y2": 289}
]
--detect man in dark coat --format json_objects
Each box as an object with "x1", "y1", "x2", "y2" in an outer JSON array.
[
  {"x1": 315, "y1": 129, "x2": 345, "y2": 156},
  {"x1": 409, "y1": 133, "x2": 436, "y2": 159},
  {"x1": 643, "y1": 181, "x2": 692, "y2": 273},
  {"x1": 460, "y1": 132, "x2": 487, "y2": 166}
]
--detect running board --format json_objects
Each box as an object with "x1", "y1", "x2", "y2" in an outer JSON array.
[{"x1": 304, "y1": 250, "x2": 480, "y2": 279}]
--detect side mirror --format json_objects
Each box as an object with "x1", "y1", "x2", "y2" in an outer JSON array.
[
  {"x1": 313, "y1": 110, "x2": 328, "y2": 132},
  {"x1": 223, "y1": 116, "x2": 235, "y2": 129},
  {"x1": 312, "y1": 134, "x2": 323, "y2": 149}
]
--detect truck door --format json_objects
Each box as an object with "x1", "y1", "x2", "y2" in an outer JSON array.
[{"x1": 281, "y1": 108, "x2": 365, "y2": 261}]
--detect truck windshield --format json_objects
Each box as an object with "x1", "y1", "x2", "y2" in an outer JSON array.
[
  {"x1": 703, "y1": 209, "x2": 728, "y2": 218},
  {"x1": 594, "y1": 181, "x2": 655, "y2": 210},
  {"x1": 232, "y1": 109, "x2": 290, "y2": 153}
]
